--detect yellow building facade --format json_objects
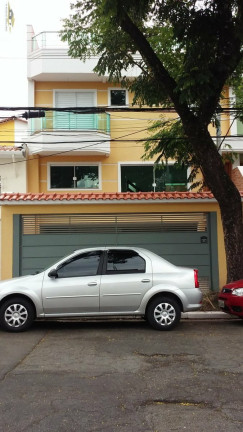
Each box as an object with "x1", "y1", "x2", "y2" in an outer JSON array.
[
  {"x1": 1, "y1": 29, "x2": 241, "y2": 290},
  {"x1": 1, "y1": 199, "x2": 225, "y2": 290},
  {"x1": 0, "y1": 118, "x2": 15, "y2": 146}
]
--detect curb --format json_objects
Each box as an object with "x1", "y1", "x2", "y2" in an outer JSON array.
[
  {"x1": 50, "y1": 311, "x2": 235, "y2": 324},
  {"x1": 182, "y1": 311, "x2": 235, "y2": 319}
]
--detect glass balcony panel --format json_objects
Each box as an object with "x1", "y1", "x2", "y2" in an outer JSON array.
[{"x1": 30, "y1": 112, "x2": 110, "y2": 134}]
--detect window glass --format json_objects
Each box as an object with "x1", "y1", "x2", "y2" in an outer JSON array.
[
  {"x1": 50, "y1": 165, "x2": 99, "y2": 189},
  {"x1": 51, "y1": 166, "x2": 74, "y2": 189},
  {"x1": 121, "y1": 165, "x2": 187, "y2": 192},
  {"x1": 57, "y1": 251, "x2": 102, "y2": 278},
  {"x1": 75, "y1": 166, "x2": 99, "y2": 189},
  {"x1": 237, "y1": 115, "x2": 243, "y2": 135},
  {"x1": 106, "y1": 250, "x2": 145, "y2": 273},
  {"x1": 110, "y1": 90, "x2": 126, "y2": 106},
  {"x1": 163, "y1": 165, "x2": 187, "y2": 191},
  {"x1": 121, "y1": 165, "x2": 154, "y2": 192}
]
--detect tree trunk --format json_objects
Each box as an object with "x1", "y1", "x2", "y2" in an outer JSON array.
[
  {"x1": 118, "y1": 8, "x2": 243, "y2": 283},
  {"x1": 184, "y1": 121, "x2": 243, "y2": 283},
  {"x1": 220, "y1": 201, "x2": 243, "y2": 283}
]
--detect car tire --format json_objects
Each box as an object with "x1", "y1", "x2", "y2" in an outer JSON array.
[
  {"x1": 146, "y1": 296, "x2": 181, "y2": 330},
  {"x1": 0, "y1": 297, "x2": 35, "y2": 332}
]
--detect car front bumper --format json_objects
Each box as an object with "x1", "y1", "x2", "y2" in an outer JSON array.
[{"x1": 218, "y1": 294, "x2": 243, "y2": 318}]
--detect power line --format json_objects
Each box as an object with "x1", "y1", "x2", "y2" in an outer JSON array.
[
  {"x1": 0, "y1": 124, "x2": 153, "y2": 166},
  {"x1": 0, "y1": 136, "x2": 241, "y2": 168},
  {"x1": 1, "y1": 106, "x2": 243, "y2": 114},
  {"x1": 1, "y1": 135, "x2": 243, "y2": 146}
]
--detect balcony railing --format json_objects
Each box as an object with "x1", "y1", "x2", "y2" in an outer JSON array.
[
  {"x1": 31, "y1": 31, "x2": 68, "y2": 51},
  {"x1": 30, "y1": 112, "x2": 110, "y2": 135}
]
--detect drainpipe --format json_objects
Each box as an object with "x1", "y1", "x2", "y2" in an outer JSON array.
[
  {"x1": 12, "y1": 153, "x2": 16, "y2": 177},
  {"x1": 152, "y1": 164, "x2": 156, "y2": 192}
]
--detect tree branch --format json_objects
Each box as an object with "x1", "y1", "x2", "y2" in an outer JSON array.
[
  {"x1": 118, "y1": 8, "x2": 194, "y2": 123},
  {"x1": 198, "y1": 2, "x2": 243, "y2": 123}
]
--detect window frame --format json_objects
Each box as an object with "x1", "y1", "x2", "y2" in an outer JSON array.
[
  {"x1": 108, "y1": 88, "x2": 128, "y2": 107},
  {"x1": 118, "y1": 162, "x2": 189, "y2": 193},
  {"x1": 47, "y1": 162, "x2": 102, "y2": 191},
  {"x1": 53, "y1": 89, "x2": 97, "y2": 130},
  {"x1": 54, "y1": 89, "x2": 97, "y2": 108}
]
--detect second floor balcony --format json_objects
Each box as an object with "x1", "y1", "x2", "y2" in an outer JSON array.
[{"x1": 27, "y1": 112, "x2": 111, "y2": 156}]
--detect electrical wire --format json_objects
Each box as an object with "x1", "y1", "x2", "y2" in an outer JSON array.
[
  {"x1": 0, "y1": 123, "x2": 156, "y2": 166},
  {"x1": 0, "y1": 135, "x2": 241, "y2": 167},
  {"x1": 0, "y1": 135, "x2": 243, "y2": 146}
]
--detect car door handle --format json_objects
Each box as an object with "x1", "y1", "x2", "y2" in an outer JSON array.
[
  {"x1": 141, "y1": 279, "x2": 151, "y2": 283},
  {"x1": 88, "y1": 282, "x2": 98, "y2": 286}
]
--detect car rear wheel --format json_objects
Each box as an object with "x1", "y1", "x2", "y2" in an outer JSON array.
[
  {"x1": 146, "y1": 296, "x2": 181, "y2": 330},
  {"x1": 0, "y1": 297, "x2": 35, "y2": 332}
]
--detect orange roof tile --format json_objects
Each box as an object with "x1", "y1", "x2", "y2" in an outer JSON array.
[
  {"x1": 0, "y1": 191, "x2": 225, "y2": 203},
  {"x1": 0, "y1": 146, "x2": 23, "y2": 152},
  {"x1": 0, "y1": 191, "x2": 242, "y2": 204},
  {"x1": 0, "y1": 116, "x2": 27, "y2": 124}
]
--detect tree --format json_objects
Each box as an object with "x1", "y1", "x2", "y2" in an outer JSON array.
[{"x1": 61, "y1": 0, "x2": 243, "y2": 282}]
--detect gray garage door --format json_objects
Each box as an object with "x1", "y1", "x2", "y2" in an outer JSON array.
[{"x1": 13, "y1": 212, "x2": 219, "y2": 291}]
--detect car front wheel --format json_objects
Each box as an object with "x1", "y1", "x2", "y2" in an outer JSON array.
[
  {"x1": 0, "y1": 297, "x2": 35, "y2": 332},
  {"x1": 146, "y1": 296, "x2": 181, "y2": 330}
]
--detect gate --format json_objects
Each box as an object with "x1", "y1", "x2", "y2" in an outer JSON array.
[{"x1": 13, "y1": 212, "x2": 219, "y2": 291}]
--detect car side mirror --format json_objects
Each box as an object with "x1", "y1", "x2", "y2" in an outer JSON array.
[{"x1": 48, "y1": 269, "x2": 58, "y2": 278}]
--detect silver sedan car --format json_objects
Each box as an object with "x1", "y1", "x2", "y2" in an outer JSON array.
[{"x1": 0, "y1": 247, "x2": 202, "y2": 332}]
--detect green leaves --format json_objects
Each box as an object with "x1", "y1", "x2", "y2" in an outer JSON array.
[
  {"x1": 61, "y1": 0, "x2": 139, "y2": 80},
  {"x1": 61, "y1": 1, "x2": 242, "y2": 116},
  {"x1": 60, "y1": 0, "x2": 243, "y2": 189},
  {"x1": 142, "y1": 117, "x2": 201, "y2": 188}
]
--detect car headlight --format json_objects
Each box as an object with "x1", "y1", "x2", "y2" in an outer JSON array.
[{"x1": 232, "y1": 288, "x2": 243, "y2": 296}]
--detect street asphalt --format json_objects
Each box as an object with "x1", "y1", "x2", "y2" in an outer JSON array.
[{"x1": 0, "y1": 315, "x2": 242, "y2": 432}]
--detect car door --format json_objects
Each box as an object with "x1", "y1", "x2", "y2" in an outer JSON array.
[
  {"x1": 42, "y1": 250, "x2": 103, "y2": 316},
  {"x1": 100, "y1": 249, "x2": 153, "y2": 312}
]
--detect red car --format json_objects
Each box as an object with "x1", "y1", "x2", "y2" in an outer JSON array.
[{"x1": 218, "y1": 279, "x2": 243, "y2": 318}]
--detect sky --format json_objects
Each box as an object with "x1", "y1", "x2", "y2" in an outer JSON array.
[{"x1": 0, "y1": 0, "x2": 72, "y2": 109}]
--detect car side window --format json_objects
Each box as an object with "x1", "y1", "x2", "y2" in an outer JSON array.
[
  {"x1": 106, "y1": 250, "x2": 145, "y2": 274},
  {"x1": 56, "y1": 251, "x2": 102, "y2": 278}
]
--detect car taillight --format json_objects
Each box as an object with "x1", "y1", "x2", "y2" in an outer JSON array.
[{"x1": 194, "y1": 269, "x2": 199, "y2": 288}]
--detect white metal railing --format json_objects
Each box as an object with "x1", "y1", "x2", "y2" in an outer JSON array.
[{"x1": 31, "y1": 31, "x2": 69, "y2": 51}]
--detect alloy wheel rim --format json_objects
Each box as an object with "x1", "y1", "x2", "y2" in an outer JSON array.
[
  {"x1": 154, "y1": 302, "x2": 176, "y2": 326},
  {"x1": 5, "y1": 303, "x2": 28, "y2": 328}
]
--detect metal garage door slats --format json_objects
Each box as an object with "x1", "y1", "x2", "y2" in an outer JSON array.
[
  {"x1": 16, "y1": 212, "x2": 217, "y2": 292},
  {"x1": 22, "y1": 213, "x2": 207, "y2": 235}
]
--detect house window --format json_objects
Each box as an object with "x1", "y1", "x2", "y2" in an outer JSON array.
[
  {"x1": 55, "y1": 91, "x2": 96, "y2": 130},
  {"x1": 50, "y1": 165, "x2": 99, "y2": 189},
  {"x1": 110, "y1": 89, "x2": 127, "y2": 106},
  {"x1": 121, "y1": 165, "x2": 187, "y2": 192}
]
